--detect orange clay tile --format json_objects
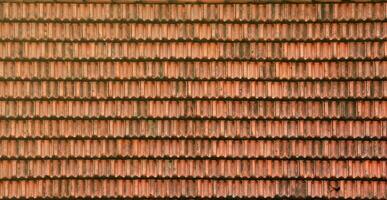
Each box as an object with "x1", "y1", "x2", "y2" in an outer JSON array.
[{"x1": 0, "y1": 0, "x2": 386, "y2": 199}]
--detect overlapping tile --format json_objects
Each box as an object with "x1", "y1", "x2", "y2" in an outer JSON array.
[
  {"x1": 0, "y1": 159, "x2": 385, "y2": 180},
  {"x1": 0, "y1": 41, "x2": 385, "y2": 60},
  {"x1": 0, "y1": 61, "x2": 385, "y2": 81},
  {"x1": 0, "y1": 100, "x2": 385, "y2": 119},
  {"x1": 0, "y1": 1, "x2": 385, "y2": 199},
  {"x1": 0, "y1": 119, "x2": 386, "y2": 139},
  {"x1": 0, "y1": 179, "x2": 385, "y2": 199},
  {"x1": 0, "y1": 139, "x2": 385, "y2": 159},
  {"x1": 0, "y1": 22, "x2": 385, "y2": 42},
  {"x1": 0, "y1": 3, "x2": 385, "y2": 22},
  {"x1": 0, "y1": 80, "x2": 385, "y2": 100}
]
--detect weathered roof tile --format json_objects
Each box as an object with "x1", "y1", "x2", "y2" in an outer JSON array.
[{"x1": 0, "y1": 1, "x2": 385, "y2": 199}]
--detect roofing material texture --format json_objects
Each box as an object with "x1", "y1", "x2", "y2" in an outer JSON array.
[{"x1": 0, "y1": 1, "x2": 386, "y2": 199}]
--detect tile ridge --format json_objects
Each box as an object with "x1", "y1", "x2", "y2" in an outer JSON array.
[
  {"x1": 1, "y1": 155, "x2": 385, "y2": 160},
  {"x1": 1, "y1": 19, "x2": 384, "y2": 23},
  {"x1": 0, "y1": 197, "x2": 383, "y2": 200},
  {"x1": 1, "y1": 135, "x2": 385, "y2": 140},
  {"x1": 0, "y1": 77, "x2": 386, "y2": 81},
  {"x1": 0, "y1": 175, "x2": 385, "y2": 181},
  {"x1": 0, "y1": 0, "x2": 383, "y2": 4},
  {"x1": 1, "y1": 116, "x2": 385, "y2": 120},
  {"x1": 0, "y1": 38, "x2": 385, "y2": 43},
  {"x1": 0, "y1": 96, "x2": 385, "y2": 101}
]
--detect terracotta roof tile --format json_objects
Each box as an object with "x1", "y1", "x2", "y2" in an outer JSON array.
[
  {"x1": 1, "y1": 119, "x2": 386, "y2": 139},
  {"x1": 1, "y1": 61, "x2": 385, "y2": 81},
  {"x1": 0, "y1": 1, "x2": 386, "y2": 199},
  {"x1": 0, "y1": 139, "x2": 385, "y2": 159},
  {"x1": 0, "y1": 41, "x2": 385, "y2": 61},
  {"x1": 0, "y1": 22, "x2": 385, "y2": 42},
  {"x1": 0, "y1": 2, "x2": 385, "y2": 22},
  {"x1": 0, "y1": 100, "x2": 386, "y2": 119},
  {"x1": 1, "y1": 159, "x2": 385, "y2": 180},
  {"x1": 0, "y1": 179, "x2": 386, "y2": 199}
]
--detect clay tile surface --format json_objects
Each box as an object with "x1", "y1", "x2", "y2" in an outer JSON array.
[{"x1": 0, "y1": 0, "x2": 386, "y2": 199}]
